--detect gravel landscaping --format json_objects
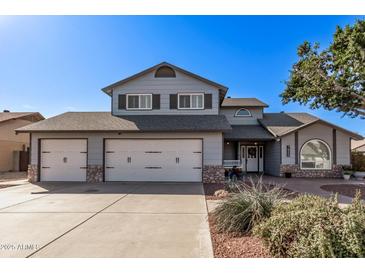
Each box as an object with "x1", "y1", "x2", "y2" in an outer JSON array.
[
  {"x1": 208, "y1": 215, "x2": 269, "y2": 258},
  {"x1": 203, "y1": 183, "x2": 227, "y2": 200},
  {"x1": 0, "y1": 184, "x2": 17, "y2": 189},
  {"x1": 320, "y1": 184, "x2": 365, "y2": 199},
  {"x1": 0, "y1": 171, "x2": 27, "y2": 182},
  {"x1": 203, "y1": 182, "x2": 298, "y2": 200}
]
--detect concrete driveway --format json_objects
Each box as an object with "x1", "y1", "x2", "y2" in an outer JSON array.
[{"x1": 0, "y1": 182, "x2": 212, "y2": 258}]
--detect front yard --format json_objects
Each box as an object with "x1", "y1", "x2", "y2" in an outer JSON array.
[{"x1": 204, "y1": 177, "x2": 365, "y2": 258}]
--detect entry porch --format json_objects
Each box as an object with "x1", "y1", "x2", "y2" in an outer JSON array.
[
  {"x1": 223, "y1": 140, "x2": 265, "y2": 173},
  {"x1": 222, "y1": 125, "x2": 277, "y2": 176}
]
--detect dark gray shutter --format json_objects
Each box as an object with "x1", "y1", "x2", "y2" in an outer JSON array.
[
  {"x1": 170, "y1": 94, "x2": 177, "y2": 109},
  {"x1": 118, "y1": 94, "x2": 126, "y2": 109},
  {"x1": 204, "y1": 94, "x2": 212, "y2": 109},
  {"x1": 152, "y1": 94, "x2": 160, "y2": 109}
]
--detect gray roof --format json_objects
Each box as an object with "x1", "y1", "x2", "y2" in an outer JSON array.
[
  {"x1": 224, "y1": 125, "x2": 275, "y2": 140},
  {"x1": 16, "y1": 112, "x2": 232, "y2": 133},
  {"x1": 221, "y1": 98, "x2": 268, "y2": 107},
  {"x1": 259, "y1": 112, "x2": 363, "y2": 140},
  {"x1": 101, "y1": 62, "x2": 228, "y2": 102},
  {"x1": 0, "y1": 112, "x2": 44, "y2": 124}
]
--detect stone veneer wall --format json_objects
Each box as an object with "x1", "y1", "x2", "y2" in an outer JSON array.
[
  {"x1": 280, "y1": 164, "x2": 343, "y2": 178},
  {"x1": 28, "y1": 164, "x2": 38, "y2": 183},
  {"x1": 203, "y1": 165, "x2": 225, "y2": 183},
  {"x1": 87, "y1": 165, "x2": 103, "y2": 183}
]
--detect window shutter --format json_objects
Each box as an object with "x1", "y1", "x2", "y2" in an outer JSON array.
[
  {"x1": 118, "y1": 94, "x2": 126, "y2": 109},
  {"x1": 204, "y1": 94, "x2": 212, "y2": 109},
  {"x1": 152, "y1": 94, "x2": 160, "y2": 109},
  {"x1": 170, "y1": 94, "x2": 177, "y2": 109}
]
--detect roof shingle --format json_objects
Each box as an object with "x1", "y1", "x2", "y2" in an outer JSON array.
[
  {"x1": 224, "y1": 125, "x2": 274, "y2": 140},
  {"x1": 0, "y1": 112, "x2": 44, "y2": 123},
  {"x1": 259, "y1": 112, "x2": 362, "y2": 140},
  {"x1": 221, "y1": 98, "x2": 268, "y2": 107},
  {"x1": 16, "y1": 112, "x2": 232, "y2": 132}
]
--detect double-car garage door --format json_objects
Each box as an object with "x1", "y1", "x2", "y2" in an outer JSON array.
[{"x1": 40, "y1": 139, "x2": 202, "y2": 182}]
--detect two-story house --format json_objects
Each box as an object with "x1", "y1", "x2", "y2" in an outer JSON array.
[{"x1": 16, "y1": 62, "x2": 362, "y2": 183}]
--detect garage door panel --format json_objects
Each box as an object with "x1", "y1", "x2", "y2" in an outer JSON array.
[
  {"x1": 40, "y1": 139, "x2": 87, "y2": 182},
  {"x1": 105, "y1": 139, "x2": 202, "y2": 182}
]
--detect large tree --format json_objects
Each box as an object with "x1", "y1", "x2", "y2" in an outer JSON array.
[{"x1": 281, "y1": 20, "x2": 365, "y2": 118}]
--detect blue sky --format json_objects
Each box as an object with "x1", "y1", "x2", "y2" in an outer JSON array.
[{"x1": 0, "y1": 16, "x2": 364, "y2": 134}]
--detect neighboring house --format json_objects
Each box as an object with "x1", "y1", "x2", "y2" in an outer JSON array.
[
  {"x1": 351, "y1": 140, "x2": 365, "y2": 154},
  {"x1": 16, "y1": 62, "x2": 363, "y2": 183},
  {"x1": 0, "y1": 111, "x2": 44, "y2": 172}
]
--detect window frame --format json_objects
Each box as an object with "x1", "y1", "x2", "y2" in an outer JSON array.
[
  {"x1": 286, "y1": 145, "x2": 290, "y2": 158},
  {"x1": 177, "y1": 93, "x2": 204, "y2": 110},
  {"x1": 126, "y1": 94, "x2": 153, "y2": 110},
  {"x1": 234, "y1": 108, "x2": 252, "y2": 117},
  {"x1": 300, "y1": 139, "x2": 332, "y2": 170}
]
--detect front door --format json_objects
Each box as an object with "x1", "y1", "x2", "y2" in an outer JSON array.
[{"x1": 246, "y1": 146, "x2": 258, "y2": 172}]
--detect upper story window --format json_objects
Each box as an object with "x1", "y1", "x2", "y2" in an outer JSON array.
[
  {"x1": 154, "y1": 66, "x2": 176, "y2": 78},
  {"x1": 178, "y1": 93, "x2": 204, "y2": 110},
  {"x1": 300, "y1": 139, "x2": 331, "y2": 170},
  {"x1": 126, "y1": 94, "x2": 152, "y2": 110},
  {"x1": 234, "y1": 108, "x2": 252, "y2": 117}
]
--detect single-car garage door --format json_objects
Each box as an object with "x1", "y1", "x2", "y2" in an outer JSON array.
[
  {"x1": 40, "y1": 139, "x2": 87, "y2": 182},
  {"x1": 105, "y1": 139, "x2": 202, "y2": 182}
]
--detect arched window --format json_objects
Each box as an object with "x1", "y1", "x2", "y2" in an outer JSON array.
[
  {"x1": 300, "y1": 139, "x2": 331, "y2": 170},
  {"x1": 154, "y1": 66, "x2": 176, "y2": 78},
  {"x1": 234, "y1": 108, "x2": 251, "y2": 117}
]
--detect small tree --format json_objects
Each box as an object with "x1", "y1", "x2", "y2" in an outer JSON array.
[{"x1": 281, "y1": 20, "x2": 365, "y2": 118}]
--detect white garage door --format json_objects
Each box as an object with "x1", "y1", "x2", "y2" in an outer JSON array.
[
  {"x1": 40, "y1": 139, "x2": 87, "y2": 182},
  {"x1": 105, "y1": 139, "x2": 202, "y2": 182}
]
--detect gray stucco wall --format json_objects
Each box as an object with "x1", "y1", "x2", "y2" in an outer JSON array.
[
  {"x1": 220, "y1": 107, "x2": 263, "y2": 125},
  {"x1": 112, "y1": 70, "x2": 220, "y2": 116},
  {"x1": 264, "y1": 140, "x2": 281, "y2": 176},
  {"x1": 280, "y1": 122, "x2": 351, "y2": 166},
  {"x1": 30, "y1": 132, "x2": 223, "y2": 166},
  {"x1": 223, "y1": 141, "x2": 237, "y2": 160}
]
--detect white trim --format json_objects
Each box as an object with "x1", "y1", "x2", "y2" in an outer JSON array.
[
  {"x1": 234, "y1": 108, "x2": 252, "y2": 117},
  {"x1": 126, "y1": 94, "x2": 152, "y2": 110},
  {"x1": 177, "y1": 93, "x2": 204, "y2": 110},
  {"x1": 300, "y1": 139, "x2": 332, "y2": 170}
]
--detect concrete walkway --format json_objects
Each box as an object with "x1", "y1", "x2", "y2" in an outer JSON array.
[
  {"x1": 0, "y1": 181, "x2": 212, "y2": 258},
  {"x1": 263, "y1": 175, "x2": 362, "y2": 204}
]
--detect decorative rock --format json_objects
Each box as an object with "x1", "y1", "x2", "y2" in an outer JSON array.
[
  {"x1": 203, "y1": 165, "x2": 225, "y2": 184},
  {"x1": 214, "y1": 189, "x2": 229, "y2": 198},
  {"x1": 280, "y1": 164, "x2": 343, "y2": 178}
]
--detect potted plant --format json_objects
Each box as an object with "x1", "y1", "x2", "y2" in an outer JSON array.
[{"x1": 343, "y1": 169, "x2": 353, "y2": 180}]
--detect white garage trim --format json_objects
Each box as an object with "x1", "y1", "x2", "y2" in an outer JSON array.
[
  {"x1": 39, "y1": 138, "x2": 88, "y2": 182},
  {"x1": 103, "y1": 138, "x2": 203, "y2": 182}
]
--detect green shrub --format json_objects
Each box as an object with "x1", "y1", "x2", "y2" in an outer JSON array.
[
  {"x1": 212, "y1": 177, "x2": 286, "y2": 234},
  {"x1": 254, "y1": 193, "x2": 365, "y2": 258},
  {"x1": 352, "y1": 152, "x2": 365, "y2": 171}
]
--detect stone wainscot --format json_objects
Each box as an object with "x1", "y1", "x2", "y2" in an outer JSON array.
[
  {"x1": 280, "y1": 164, "x2": 343, "y2": 178},
  {"x1": 203, "y1": 165, "x2": 225, "y2": 183}
]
